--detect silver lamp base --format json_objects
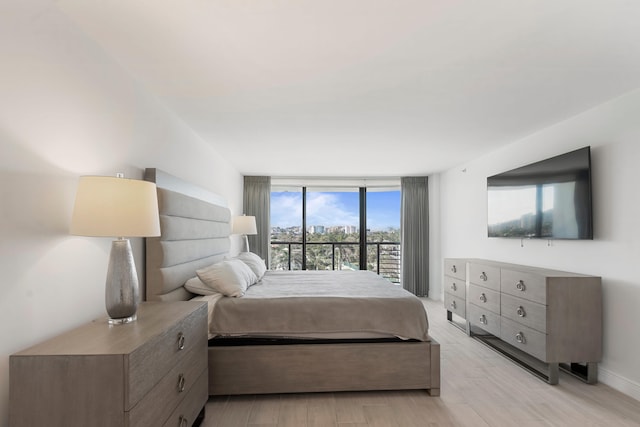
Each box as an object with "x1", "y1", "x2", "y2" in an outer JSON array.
[
  {"x1": 241, "y1": 234, "x2": 250, "y2": 252},
  {"x1": 105, "y1": 238, "x2": 139, "y2": 324},
  {"x1": 108, "y1": 314, "x2": 137, "y2": 325}
]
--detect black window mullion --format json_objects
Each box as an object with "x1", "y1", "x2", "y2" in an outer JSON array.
[
  {"x1": 302, "y1": 187, "x2": 307, "y2": 270},
  {"x1": 359, "y1": 187, "x2": 367, "y2": 270}
]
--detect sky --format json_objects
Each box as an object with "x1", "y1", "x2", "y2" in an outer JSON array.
[{"x1": 271, "y1": 190, "x2": 401, "y2": 231}]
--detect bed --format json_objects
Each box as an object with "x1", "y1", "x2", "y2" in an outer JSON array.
[{"x1": 144, "y1": 168, "x2": 440, "y2": 396}]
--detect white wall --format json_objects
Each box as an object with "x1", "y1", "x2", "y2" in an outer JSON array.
[
  {"x1": 0, "y1": 2, "x2": 243, "y2": 425},
  {"x1": 439, "y1": 88, "x2": 640, "y2": 399},
  {"x1": 429, "y1": 174, "x2": 442, "y2": 300}
]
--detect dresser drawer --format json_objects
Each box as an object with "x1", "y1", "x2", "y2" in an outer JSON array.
[
  {"x1": 127, "y1": 304, "x2": 208, "y2": 409},
  {"x1": 501, "y1": 293, "x2": 547, "y2": 333},
  {"x1": 468, "y1": 284, "x2": 500, "y2": 315},
  {"x1": 500, "y1": 317, "x2": 546, "y2": 361},
  {"x1": 444, "y1": 276, "x2": 465, "y2": 300},
  {"x1": 444, "y1": 259, "x2": 466, "y2": 280},
  {"x1": 468, "y1": 262, "x2": 500, "y2": 290},
  {"x1": 444, "y1": 292, "x2": 466, "y2": 318},
  {"x1": 128, "y1": 335, "x2": 207, "y2": 427},
  {"x1": 162, "y1": 370, "x2": 208, "y2": 427},
  {"x1": 501, "y1": 269, "x2": 546, "y2": 304},
  {"x1": 467, "y1": 304, "x2": 500, "y2": 337}
]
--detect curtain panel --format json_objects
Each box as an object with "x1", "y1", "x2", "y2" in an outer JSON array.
[
  {"x1": 243, "y1": 176, "x2": 271, "y2": 265},
  {"x1": 401, "y1": 176, "x2": 429, "y2": 297}
]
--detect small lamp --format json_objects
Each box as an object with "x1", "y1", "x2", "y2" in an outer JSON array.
[
  {"x1": 71, "y1": 174, "x2": 160, "y2": 324},
  {"x1": 232, "y1": 215, "x2": 257, "y2": 252}
]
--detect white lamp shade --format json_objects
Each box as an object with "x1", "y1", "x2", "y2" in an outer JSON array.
[
  {"x1": 71, "y1": 176, "x2": 161, "y2": 237},
  {"x1": 232, "y1": 215, "x2": 257, "y2": 235}
]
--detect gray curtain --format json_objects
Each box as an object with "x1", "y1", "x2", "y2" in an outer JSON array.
[
  {"x1": 243, "y1": 176, "x2": 271, "y2": 264},
  {"x1": 401, "y1": 176, "x2": 429, "y2": 297}
]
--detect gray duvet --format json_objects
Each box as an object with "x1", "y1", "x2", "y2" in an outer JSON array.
[{"x1": 209, "y1": 270, "x2": 429, "y2": 341}]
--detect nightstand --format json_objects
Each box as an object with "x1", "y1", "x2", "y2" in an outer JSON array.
[{"x1": 10, "y1": 301, "x2": 208, "y2": 427}]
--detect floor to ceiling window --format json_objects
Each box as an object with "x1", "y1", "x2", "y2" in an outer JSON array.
[
  {"x1": 305, "y1": 187, "x2": 360, "y2": 271},
  {"x1": 270, "y1": 187, "x2": 303, "y2": 270},
  {"x1": 366, "y1": 189, "x2": 401, "y2": 283},
  {"x1": 270, "y1": 183, "x2": 401, "y2": 283}
]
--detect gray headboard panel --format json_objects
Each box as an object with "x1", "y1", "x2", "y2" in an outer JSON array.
[{"x1": 145, "y1": 169, "x2": 231, "y2": 302}]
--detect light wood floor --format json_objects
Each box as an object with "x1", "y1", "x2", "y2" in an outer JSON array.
[{"x1": 201, "y1": 298, "x2": 640, "y2": 427}]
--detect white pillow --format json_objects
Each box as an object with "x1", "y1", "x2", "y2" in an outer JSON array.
[
  {"x1": 184, "y1": 276, "x2": 221, "y2": 296},
  {"x1": 235, "y1": 252, "x2": 267, "y2": 280},
  {"x1": 196, "y1": 259, "x2": 257, "y2": 297}
]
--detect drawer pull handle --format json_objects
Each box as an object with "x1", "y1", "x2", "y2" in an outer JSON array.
[
  {"x1": 516, "y1": 306, "x2": 526, "y2": 317},
  {"x1": 479, "y1": 315, "x2": 487, "y2": 325},
  {"x1": 451, "y1": 265, "x2": 457, "y2": 273},
  {"x1": 450, "y1": 300, "x2": 457, "y2": 309},
  {"x1": 515, "y1": 332, "x2": 526, "y2": 344},
  {"x1": 480, "y1": 272, "x2": 488, "y2": 281},
  {"x1": 179, "y1": 416, "x2": 188, "y2": 427},
  {"x1": 177, "y1": 333, "x2": 186, "y2": 350},
  {"x1": 177, "y1": 374, "x2": 186, "y2": 393},
  {"x1": 479, "y1": 293, "x2": 487, "y2": 303},
  {"x1": 516, "y1": 280, "x2": 526, "y2": 292},
  {"x1": 451, "y1": 282, "x2": 457, "y2": 291}
]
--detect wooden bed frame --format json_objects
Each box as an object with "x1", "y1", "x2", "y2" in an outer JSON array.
[{"x1": 144, "y1": 168, "x2": 440, "y2": 396}]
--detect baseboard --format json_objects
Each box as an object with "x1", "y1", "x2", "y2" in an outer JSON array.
[{"x1": 599, "y1": 366, "x2": 640, "y2": 402}]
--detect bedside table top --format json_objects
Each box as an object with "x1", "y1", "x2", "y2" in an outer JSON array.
[{"x1": 12, "y1": 301, "x2": 207, "y2": 356}]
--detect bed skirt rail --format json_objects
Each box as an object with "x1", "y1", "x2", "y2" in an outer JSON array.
[{"x1": 208, "y1": 339, "x2": 440, "y2": 396}]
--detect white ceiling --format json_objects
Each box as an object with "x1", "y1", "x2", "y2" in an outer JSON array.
[{"x1": 57, "y1": 0, "x2": 640, "y2": 177}]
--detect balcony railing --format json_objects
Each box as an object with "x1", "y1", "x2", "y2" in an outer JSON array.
[{"x1": 270, "y1": 241, "x2": 401, "y2": 284}]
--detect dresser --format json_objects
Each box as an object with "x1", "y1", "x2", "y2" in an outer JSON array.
[
  {"x1": 465, "y1": 259, "x2": 602, "y2": 384},
  {"x1": 10, "y1": 301, "x2": 208, "y2": 427},
  {"x1": 443, "y1": 258, "x2": 468, "y2": 331}
]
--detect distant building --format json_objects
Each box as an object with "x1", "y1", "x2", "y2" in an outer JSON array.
[
  {"x1": 308, "y1": 225, "x2": 325, "y2": 234},
  {"x1": 344, "y1": 225, "x2": 358, "y2": 234}
]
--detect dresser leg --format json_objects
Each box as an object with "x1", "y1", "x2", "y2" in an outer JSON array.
[
  {"x1": 559, "y1": 362, "x2": 599, "y2": 384},
  {"x1": 446, "y1": 310, "x2": 470, "y2": 335},
  {"x1": 548, "y1": 363, "x2": 559, "y2": 385},
  {"x1": 586, "y1": 362, "x2": 598, "y2": 384}
]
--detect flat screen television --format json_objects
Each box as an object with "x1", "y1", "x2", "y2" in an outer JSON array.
[{"x1": 487, "y1": 146, "x2": 593, "y2": 239}]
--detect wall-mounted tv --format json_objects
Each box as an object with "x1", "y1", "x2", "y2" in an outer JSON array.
[{"x1": 487, "y1": 146, "x2": 593, "y2": 240}]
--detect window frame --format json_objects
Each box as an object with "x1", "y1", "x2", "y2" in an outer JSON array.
[{"x1": 270, "y1": 184, "x2": 401, "y2": 282}]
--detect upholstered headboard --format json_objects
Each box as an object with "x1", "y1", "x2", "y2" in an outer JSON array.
[{"x1": 144, "y1": 168, "x2": 231, "y2": 301}]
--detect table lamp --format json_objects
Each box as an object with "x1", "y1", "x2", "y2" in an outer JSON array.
[
  {"x1": 232, "y1": 215, "x2": 257, "y2": 252},
  {"x1": 70, "y1": 174, "x2": 160, "y2": 324}
]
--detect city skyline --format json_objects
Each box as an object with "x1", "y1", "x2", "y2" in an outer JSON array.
[{"x1": 271, "y1": 190, "x2": 401, "y2": 231}]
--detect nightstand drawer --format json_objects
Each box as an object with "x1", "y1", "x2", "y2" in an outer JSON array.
[
  {"x1": 162, "y1": 371, "x2": 208, "y2": 427},
  {"x1": 468, "y1": 262, "x2": 500, "y2": 290},
  {"x1": 468, "y1": 284, "x2": 500, "y2": 315},
  {"x1": 501, "y1": 317, "x2": 546, "y2": 361},
  {"x1": 128, "y1": 335, "x2": 207, "y2": 427},
  {"x1": 444, "y1": 292, "x2": 466, "y2": 318},
  {"x1": 444, "y1": 259, "x2": 466, "y2": 281},
  {"x1": 444, "y1": 276, "x2": 466, "y2": 299},
  {"x1": 501, "y1": 293, "x2": 546, "y2": 333},
  {"x1": 128, "y1": 304, "x2": 208, "y2": 409},
  {"x1": 501, "y1": 269, "x2": 546, "y2": 304},
  {"x1": 467, "y1": 304, "x2": 500, "y2": 337}
]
